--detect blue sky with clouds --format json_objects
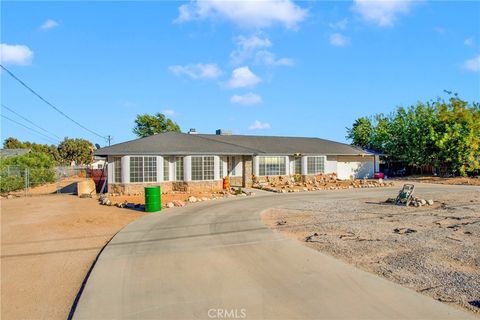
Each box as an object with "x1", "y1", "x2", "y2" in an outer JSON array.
[{"x1": 1, "y1": 0, "x2": 479, "y2": 147}]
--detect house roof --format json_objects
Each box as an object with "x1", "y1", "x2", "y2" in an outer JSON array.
[
  {"x1": 95, "y1": 132, "x2": 373, "y2": 156},
  {"x1": 0, "y1": 148, "x2": 31, "y2": 158}
]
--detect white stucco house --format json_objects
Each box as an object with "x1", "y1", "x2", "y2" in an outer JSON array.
[{"x1": 95, "y1": 131, "x2": 380, "y2": 193}]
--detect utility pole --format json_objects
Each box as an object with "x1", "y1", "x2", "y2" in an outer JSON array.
[{"x1": 107, "y1": 135, "x2": 112, "y2": 146}]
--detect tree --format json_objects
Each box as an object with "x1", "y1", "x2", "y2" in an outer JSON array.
[
  {"x1": 346, "y1": 117, "x2": 373, "y2": 149},
  {"x1": 133, "y1": 113, "x2": 181, "y2": 138},
  {"x1": 57, "y1": 138, "x2": 94, "y2": 165},
  {"x1": 0, "y1": 152, "x2": 56, "y2": 193},
  {"x1": 346, "y1": 95, "x2": 480, "y2": 176},
  {"x1": 3, "y1": 137, "x2": 61, "y2": 163},
  {"x1": 3, "y1": 137, "x2": 25, "y2": 149}
]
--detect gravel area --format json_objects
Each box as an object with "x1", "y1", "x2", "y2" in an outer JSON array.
[{"x1": 262, "y1": 190, "x2": 480, "y2": 314}]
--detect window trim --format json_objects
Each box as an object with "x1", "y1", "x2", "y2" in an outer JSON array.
[
  {"x1": 306, "y1": 156, "x2": 326, "y2": 175},
  {"x1": 257, "y1": 156, "x2": 287, "y2": 176},
  {"x1": 113, "y1": 156, "x2": 122, "y2": 183},
  {"x1": 191, "y1": 155, "x2": 215, "y2": 181},
  {"x1": 129, "y1": 155, "x2": 158, "y2": 184},
  {"x1": 175, "y1": 156, "x2": 184, "y2": 181}
]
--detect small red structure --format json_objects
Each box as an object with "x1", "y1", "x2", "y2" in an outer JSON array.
[{"x1": 374, "y1": 172, "x2": 385, "y2": 179}]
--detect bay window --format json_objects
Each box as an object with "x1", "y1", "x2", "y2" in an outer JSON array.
[
  {"x1": 130, "y1": 156, "x2": 157, "y2": 182},
  {"x1": 307, "y1": 156, "x2": 325, "y2": 175},
  {"x1": 191, "y1": 156, "x2": 214, "y2": 180},
  {"x1": 258, "y1": 156, "x2": 286, "y2": 176}
]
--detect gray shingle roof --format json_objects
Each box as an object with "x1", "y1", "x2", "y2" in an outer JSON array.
[
  {"x1": 95, "y1": 132, "x2": 372, "y2": 156},
  {"x1": 0, "y1": 148, "x2": 31, "y2": 158}
]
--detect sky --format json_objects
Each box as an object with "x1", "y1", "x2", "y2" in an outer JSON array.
[{"x1": 1, "y1": 0, "x2": 479, "y2": 148}]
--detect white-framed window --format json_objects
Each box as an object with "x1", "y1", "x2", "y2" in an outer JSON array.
[
  {"x1": 163, "y1": 157, "x2": 170, "y2": 181},
  {"x1": 113, "y1": 157, "x2": 122, "y2": 183},
  {"x1": 293, "y1": 157, "x2": 302, "y2": 175},
  {"x1": 175, "y1": 156, "x2": 184, "y2": 181},
  {"x1": 258, "y1": 156, "x2": 286, "y2": 176},
  {"x1": 191, "y1": 156, "x2": 214, "y2": 181},
  {"x1": 130, "y1": 156, "x2": 157, "y2": 183},
  {"x1": 307, "y1": 156, "x2": 325, "y2": 175}
]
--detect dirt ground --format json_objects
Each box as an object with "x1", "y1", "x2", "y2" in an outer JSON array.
[
  {"x1": 262, "y1": 191, "x2": 480, "y2": 314},
  {"x1": 8, "y1": 176, "x2": 87, "y2": 196},
  {"x1": 396, "y1": 175, "x2": 480, "y2": 186},
  {"x1": 1, "y1": 194, "x2": 146, "y2": 319}
]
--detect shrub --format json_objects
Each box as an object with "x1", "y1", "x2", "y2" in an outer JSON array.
[{"x1": 0, "y1": 152, "x2": 56, "y2": 193}]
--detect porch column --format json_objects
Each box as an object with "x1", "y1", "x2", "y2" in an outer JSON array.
[
  {"x1": 301, "y1": 156, "x2": 308, "y2": 175},
  {"x1": 214, "y1": 156, "x2": 220, "y2": 180},
  {"x1": 121, "y1": 156, "x2": 130, "y2": 183},
  {"x1": 285, "y1": 156, "x2": 290, "y2": 175},
  {"x1": 107, "y1": 156, "x2": 114, "y2": 183},
  {"x1": 242, "y1": 155, "x2": 253, "y2": 187},
  {"x1": 157, "y1": 156, "x2": 164, "y2": 182},
  {"x1": 184, "y1": 156, "x2": 192, "y2": 181}
]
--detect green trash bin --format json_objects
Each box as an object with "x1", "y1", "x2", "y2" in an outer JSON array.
[{"x1": 145, "y1": 186, "x2": 161, "y2": 212}]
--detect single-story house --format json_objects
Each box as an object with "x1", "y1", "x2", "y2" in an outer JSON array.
[{"x1": 95, "y1": 130, "x2": 380, "y2": 194}]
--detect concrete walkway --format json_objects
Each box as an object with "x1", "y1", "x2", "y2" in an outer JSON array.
[{"x1": 73, "y1": 184, "x2": 478, "y2": 319}]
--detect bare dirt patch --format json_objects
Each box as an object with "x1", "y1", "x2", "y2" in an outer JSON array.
[
  {"x1": 262, "y1": 191, "x2": 480, "y2": 314},
  {"x1": 1, "y1": 194, "x2": 146, "y2": 319},
  {"x1": 396, "y1": 176, "x2": 480, "y2": 186}
]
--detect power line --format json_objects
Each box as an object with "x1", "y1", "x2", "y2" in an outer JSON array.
[
  {"x1": 1, "y1": 114, "x2": 60, "y2": 144},
  {"x1": 2, "y1": 103, "x2": 62, "y2": 140},
  {"x1": 0, "y1": 64, "x2": 107, "y2": 141}
]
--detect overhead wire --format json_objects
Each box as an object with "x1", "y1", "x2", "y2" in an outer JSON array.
[
  {"x1": 2, "y1": 103, "x2": 62, "y2": 140},
  {"x1": 1, "y1": 114, "x2": 60, "y2": 144},
  {"x1": 1, "y1": 64, "x2": 108, "y2": 141}
]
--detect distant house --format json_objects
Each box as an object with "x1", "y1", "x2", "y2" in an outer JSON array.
[
  {"x1": 0, "y1": 148, "x2": 31, "y2": 158},
  {"x1": 95, "y1": 131, "x2": 379, "y2": 194},
  {"x1": 90, "y1": 158, "x2": 106, "y2": 170}
]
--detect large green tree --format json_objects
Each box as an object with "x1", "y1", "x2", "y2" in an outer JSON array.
[
  {"x1": 133, "y1": 113, "x2": 181, "y2": 138},
  {"x1": 346, "y1": 95, "x2": 480, "y2": 176},
  {"x1": 57, "y1": 138, "x2": 94, "y2": 165},
  {"x1": 346, "y1": 117, "x2": 372, "y2": 149}
]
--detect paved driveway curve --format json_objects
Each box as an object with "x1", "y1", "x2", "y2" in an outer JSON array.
[{"x1": 73, "y1": 184, "x2": 477, "y2": 319}]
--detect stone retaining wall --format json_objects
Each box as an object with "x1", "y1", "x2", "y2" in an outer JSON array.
[{"x1": 109, "y1": 180, "x2": 223, "y2": 194}]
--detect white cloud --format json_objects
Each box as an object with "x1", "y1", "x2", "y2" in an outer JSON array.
[
  {"x1": 329, "y1": 33, "x2": 349, "y2": 47},
  {"x1": 464, "y1": 37, "x2": 474, "y2": 47},
  {"x1": 329, "y1": 18, "x2": 348, "y2": 30},
  {"x1": 169, "y1": 63, "x2": 222, "y2": 80},
  {"x1": 40, "y1": 19, "x2": 59, "y2": 30},
  {"x1": 175, "y1": 0, "x2": 308, "y2": 30},
  {"x1": 227, "y1": 66, "x2": 261, "y2": 88},
  {"x1": 249, "y1": 120, "x2": 271, "y2": 130},
  {"x1": 463, "y1": 55, "x2": 480, "y2": 72},
  {"x1": 255, "y1": 50, "x2": 294, "y2": 66},
  {"x1": 163, "y1": 109, "x2": 176, "y2": 115},
  {"x1": 230, "y1": 92, "x2": 263, "y2": 105},
  {"x1": 230, "y1": 34, "x2": 272, "y2": 65},
  {"x1": 352, "y1": 0, "x2": 414, "y2": 27},
  {"x1": 230, "y1": 34, "x2": 293, "y2": 67},
  {"x1": 0, "y1": 43, "x2": 34, "y2": 65}
]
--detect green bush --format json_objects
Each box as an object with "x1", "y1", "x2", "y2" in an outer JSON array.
[{"x1": 0, "y1": 152, "x2": 56, "y2": 193}]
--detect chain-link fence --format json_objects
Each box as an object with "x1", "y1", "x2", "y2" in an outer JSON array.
[{"x1": 0, "y1": 165, "x2": 107, "y2": 196}]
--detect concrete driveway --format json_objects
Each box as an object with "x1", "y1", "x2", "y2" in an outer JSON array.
[{"x1": 73, "y1": 184, "x2": 477, "y2": 319}]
